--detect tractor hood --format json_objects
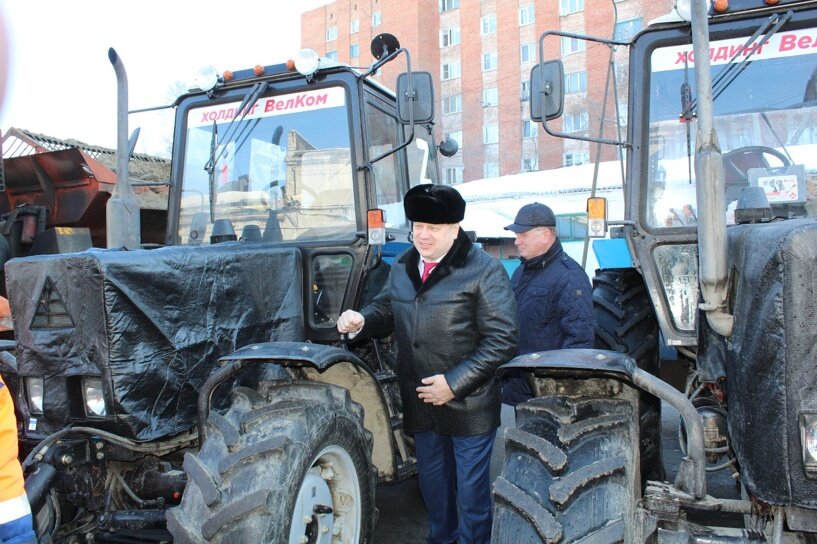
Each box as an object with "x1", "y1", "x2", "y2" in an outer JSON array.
[
  {"x1": 723, "y1": 218, "x2": 817, "y2": 507},
  {"x1": 5, "y1": 242, "x2": 304, "y2": 441}
]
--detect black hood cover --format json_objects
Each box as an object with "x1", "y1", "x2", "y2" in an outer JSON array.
[
  {"x1": 725, "y1": 218, "x2": 817, "y2": 507},
  {"x1": 6, "y1": 242, "x2": 305, "y2": 441}
]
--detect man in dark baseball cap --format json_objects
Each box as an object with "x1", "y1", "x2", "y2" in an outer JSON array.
[
  {"x1": 504, "y1": 202, "x2": 556, "y2": 232},
  {"x1": 502, "y1": 201, "x2": 593, "y2": 407}
]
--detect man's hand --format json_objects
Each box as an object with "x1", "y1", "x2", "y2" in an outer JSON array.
[
  {"x1": 417, "y1": 374, "x2": 455, "y2": 406},
  {"x1": 337, "y1": 309, "x2": 365, "y2": 334}
]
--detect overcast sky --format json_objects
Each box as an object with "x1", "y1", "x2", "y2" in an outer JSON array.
[{"x1": 0, "y1": 0, "x2": 329, "y2": 149}]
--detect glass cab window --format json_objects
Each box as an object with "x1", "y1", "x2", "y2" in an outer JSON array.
[
  {"x1": 178, "y1": 86, "x2": 355, "y2": 245},
  {"x1": 364, "y1": 99, "x2": 438, "y2": 231},
  {"x1": 645, "y1": 26, "x2": 817, "y2": 229}
]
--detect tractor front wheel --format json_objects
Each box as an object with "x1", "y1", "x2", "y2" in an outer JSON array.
[
  {"x1": 167, "y1": 380, "x2": 376, "y2": 543},
  {"x1": 492, "y1": 390, "x2": 641, "y2": 543}
]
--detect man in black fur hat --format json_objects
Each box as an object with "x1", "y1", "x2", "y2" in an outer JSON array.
[{"x1": 338, "y1": 184, "x2": 518, "y2": 544}]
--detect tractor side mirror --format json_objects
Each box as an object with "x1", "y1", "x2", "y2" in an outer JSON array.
[
  {"x1": 530, "y1": 60, "x2": 564, "y2": 122},
  {"x1": 396, "y1": 71, "x2": 434, "y2": 125}
]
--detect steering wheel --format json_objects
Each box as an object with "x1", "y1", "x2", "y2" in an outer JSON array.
[{"x1": 722, "y1": 145, "x2": 791, "y2": 183}]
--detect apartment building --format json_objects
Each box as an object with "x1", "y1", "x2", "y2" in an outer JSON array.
[{"x1": 301, "y1": 0, "x2": 674, "y2": 184}]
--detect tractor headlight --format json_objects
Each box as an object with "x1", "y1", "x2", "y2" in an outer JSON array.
[
  {"x1": 294, "y1": 49, "x2": 321, "y2": 77},
  {"x1": 800, "y1": 413, "x2": 817, "y2": 476},
  {"x1": 26, "y1": 377, "x2": 43, "y2": 414},
  {"x1": 82, "y1": 378, "x2": 106, "y2": 417},
  {"x1": 674, "y1": 0, "x2": 692, "y2": 21},
  {"x1": 195, "y1": 65, "x2": 220, "y2": 92}
]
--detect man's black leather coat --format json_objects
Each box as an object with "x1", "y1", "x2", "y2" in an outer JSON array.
[{"x1": 361, "y1": 229, "x2": 518, "y2": 436}]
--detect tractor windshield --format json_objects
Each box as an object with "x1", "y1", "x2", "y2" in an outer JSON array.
[
  {"x1": 646, "y1": 25, "x2": 817, "y2": 229},
  {"x1": 177, "y1": 86, "x2": 355, "y2": 245}
]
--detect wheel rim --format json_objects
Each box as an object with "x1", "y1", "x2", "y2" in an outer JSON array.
[{"x1": 288, "y1": 445, "x2": 361, "y2": 544}]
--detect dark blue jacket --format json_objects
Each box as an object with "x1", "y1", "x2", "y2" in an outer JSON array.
[{"x1": 502, "y1": 239, "x2": 593, "y2": 405}]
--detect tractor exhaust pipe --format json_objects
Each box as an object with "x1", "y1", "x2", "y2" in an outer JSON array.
[
  {"x1": 106, "y1": 48, "x2": 141, "y2": 250},
  {"x1": 690, "y1": 1, "x2": 733, "y2": 337}
]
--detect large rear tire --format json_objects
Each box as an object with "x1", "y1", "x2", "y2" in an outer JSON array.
[
  {"x1": 492, "y1": 391, "x2": 640, "y2": 543},
  {"x1": 167, "y1": 381, "x2": 376, "y2": 543},
  {"x1": 593, "y1": 267, "x2": 665, "y2": 482}
]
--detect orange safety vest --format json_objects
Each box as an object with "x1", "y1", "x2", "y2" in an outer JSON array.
[{"x1": 0, "y1": 374, "x2": 29, "y2": 524}]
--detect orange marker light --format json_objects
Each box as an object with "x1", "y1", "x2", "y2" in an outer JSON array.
[
  {"x1": 254, "y1": 65, "x2": 264, "y2": 76},
  {"x1": 286, "y1": 59, "x2": 296, "y2": 71},
  {"x1": 765, "y1": 0, "x2": 780, "y2": 4},
  {"x1": 223, "y1": 70, "x2": 234, "y2": 82},
  {"x1": 712, "y1": 0, "x2": 729, "y2": 12},
  {"x1": 586, "y1": 197, "x2": 608, "y2": 238},
  {"x1": 367, "y1": 209, "x2": 386, "y2": 245}
]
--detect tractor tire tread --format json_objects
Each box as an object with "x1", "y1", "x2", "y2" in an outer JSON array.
[
  {"x1": 493, "y1": 476, "x2": 562, "y2": 543},
  {"x1": 182, "y1": 451, "x2": 220, "y2": 507}
]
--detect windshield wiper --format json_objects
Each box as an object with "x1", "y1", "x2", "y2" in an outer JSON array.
[
  {"x1": 205, "y1": 121, "x2": 218, "y2": 221},
  {"x1": 683, "y1": 11, "x2": 792, "y2": 118},
  {"x1": 203, "y1": 81, "x2": 269, "y2": 174},
  {"x1": 202, "y1": 82, "x2": 270, "y2": 221}
]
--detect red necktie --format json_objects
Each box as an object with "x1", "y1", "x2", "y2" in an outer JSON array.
[{"x1": 421, "y1": 261, "x2": 438, "y2": 283}]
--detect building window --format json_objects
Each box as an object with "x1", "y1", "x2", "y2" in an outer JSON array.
[
  {"x1": 481, "y1": 14, "x2": 496, "y2": 35},
  {"x1": 442, "y1": 94, "x2": 462, "y2": 115},
  {"x1": 350, "y1": 43, "x2": 359, "y2": 58},
  {"x1": 441, "y1": 27, "x2": 461, "y2": 47},
  {"x1": 522, "y1": 119, "x2": 537, "y2": 138},
  {"x1": 561, "y1": 37, "x2": 586, "y2": 55},
  {"x1": 614, "y1": 18, "x2": 642, "y2": 41},
  {"x1": 483, "y1": 162, "x2": 499, "y2": 178},
  {"x1": 447, "y1": 131, "x2": 462, "y2": 150},
  {"x1": 326, "y1": 26, "x2": 338, "y2": 41},
  {"x1": 482, "y1": 87, "x2": 498, "y2": 107},
  {"x1": 521, "y1": 80, "x2": 531, "y2": 101},
  {"x1": 326, "y1": 50, "x2": 338, "y2": 61},
  {"x1": 520, "y1": 42, "x2": 536, "y2": 64},
  {"x1": 564, "y1": 71, "x2": 587, "y2": 94},
  {"x1": 564, "y1": 151, "x2": 590, "y2": 167},
  {"x1": 560, "y1": 0, "x2": 584, "y2": 15},
  {"x1": 440, "y1": 0, "x2": 459, "y2": 12},
  {"x1": 372, "y1": 11, "x2": 382, "y2": 27},
  {"x1": 445, "y1": 167, "x2": 464, "y2": 184},
  {"x1": 522, "y1": 157, "x2": 538, "y2": 172},
  {"x1": 564, "y1": 112, "x2": 589, "y2": 132},
  {"x1": 351, "y1": 19, "x2": 359, "y2": 34},
  {"x1": 483, "y1": 123, "x2": 499, "y2": 144},
  {"x1": 441, "y1": 61, "x2": 461, "y2": 80},
  {"x1": 519, "y1": 4, "x2": 535, "y2": 26},
  {"x1": 482, "y1": 52, "x2": 498, "y2": 72}
]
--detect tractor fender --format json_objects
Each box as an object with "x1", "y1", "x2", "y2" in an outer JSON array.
[
  {"x1": 200, "y1": 341, "x2": 399, "y2": 480},
  {"x1": 498, "y1": 348, "x2": 638, "y2": 383},
  {"x1": 499, "y1": 348, "x2": 708, "y2": 498},
  {"x1": 219, "y1": 341, "x2": 370, "y2": 371}
]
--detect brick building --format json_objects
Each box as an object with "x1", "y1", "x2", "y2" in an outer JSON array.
[{"x1": 301, "y1": 0, "x2": 673, "y2": 184}]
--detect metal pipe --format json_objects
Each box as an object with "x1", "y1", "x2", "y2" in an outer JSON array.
[
  {"x1": 771, "y1": 507, "x2": 784, "y2": 544},
  {"x1": 690, "y1": 0, "x2": 734, "y2": 336},
  {"x1": 106, "y1": 48, "x2": 141, "y2": 250},
  {"x1": 24, "y1": 462, "x2": 56, "y2": 511},
  {"x1": 633, "y1": 367, "x2": 707, "y2": 498}
]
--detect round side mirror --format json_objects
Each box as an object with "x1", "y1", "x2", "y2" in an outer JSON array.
[{"x1": 438, "y1": 137, "x2": 459, "y2": 158}]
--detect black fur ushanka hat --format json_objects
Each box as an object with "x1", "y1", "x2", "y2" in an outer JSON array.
[{"x1": 404, "y1": 183, "x2": 466, "y2": 224}]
